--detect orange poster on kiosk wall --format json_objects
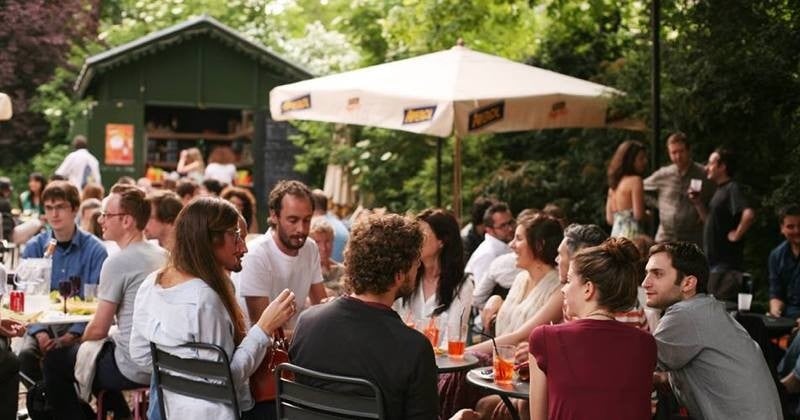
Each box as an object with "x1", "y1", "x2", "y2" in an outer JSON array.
[{"x1": 105, "y1": 123, "x2": 134, "y2": 165}]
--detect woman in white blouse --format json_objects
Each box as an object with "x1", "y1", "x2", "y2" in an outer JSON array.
[
  {"x1": 395, "y1": 208, "x2": 472, "y2": 345},
  {"x1": 130, "y1": 197, "x2": 296, "y2": 419},
  {"x1": 474, "y1": 213, "x2": 564, "y2": 350}
]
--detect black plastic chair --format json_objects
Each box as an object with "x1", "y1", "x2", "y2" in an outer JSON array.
[
  {"x1": 150, "y1": 342, "x2": 241, "y2": 420},
  {"x1": 275, "y1": 362, "x2": 384, "y2": 419}
]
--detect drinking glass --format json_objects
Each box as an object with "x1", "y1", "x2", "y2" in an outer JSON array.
[
  {"x1": 689, "y1": 178, "x2": 702, "y2": 193},
  {"x1": 493, "y1": 344, "x2": 515, "y2": 385},
  {"x1": 69, "y1": 275, "x2": 82, "y2": 299},
  {"x1": 447, "y1": 313, "x2": 468, "y2": 359},
  {"x1": 738, "y1": 293, "x2": 753, "y2": 312},
  {"x1": 84, "y1": 284, "x2": 97, "y2": 303},
  {"x1": 58, "y1": 280, "x2": 73, "y2": 314},
  {"x1": 423, "y1": 316, "x2": 440, "y2": 349}
]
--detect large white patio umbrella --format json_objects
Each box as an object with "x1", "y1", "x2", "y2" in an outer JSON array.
[
  {"x1": 0, "y1": 93, "x2": 12, "y2": 121},
  {"x1": 270, "y1": 44, "x2": 642, "y2": 217}
]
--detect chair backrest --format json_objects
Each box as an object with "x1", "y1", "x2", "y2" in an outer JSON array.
[
  {"x1": 150, "y1": 342, "x2": 241, "y2": 420},
  {"x1": 275, "y1": 363, "x2": 384, "y2": 420}
]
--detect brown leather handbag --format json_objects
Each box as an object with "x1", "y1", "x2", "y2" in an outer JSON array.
[{"x1": 249, "y1": 327, "x2": 290, "y2": 402}]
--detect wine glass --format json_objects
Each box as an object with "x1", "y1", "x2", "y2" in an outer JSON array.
[
  {"x1": 69, "y1": 275, "x2": 81, "y2": 299},
  {"x1": 58, "y1": 280, "x2": 73, "y2": 314}
]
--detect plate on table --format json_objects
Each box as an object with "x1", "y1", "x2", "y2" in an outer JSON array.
[
  {"x1": 475, "y1": 367, "x2": 494, "y2": 380},
  {"x1": 0, "y1": 308, "x2": 42, "y2": 324}
]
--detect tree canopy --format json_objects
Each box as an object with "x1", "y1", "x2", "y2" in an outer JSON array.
[{"x1": 3, "y1": 0, "x2": 799, "y2": 301}]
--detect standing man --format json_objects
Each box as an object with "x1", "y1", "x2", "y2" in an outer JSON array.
[
  {"x1": 144, "y1": 190, "x2": 183, "y2": 252},
  {"x1": 468, "y1": 202, "x2": 514, "y2": 309},
  {"x1": 642, "y1": 242, "x2": 781, "y2": 419},
  {"x1": 55, "y1": 135, "x2": 101, "y2": 189},
  {"x1": 19, "y1": 181, "x2": 108, "y2": 385},
  {"x1": 644, "y1": 132, "x2": 714, "y2": 245},
  {"x1": 701, "y1": 147, "x2": 756, "y2": 301},
  {"x1": 311, "y1": 189, "x2": 349, "y2": 263},
  {"x1": 43, "y1": 184, "x2": 167, "y2": 419},
  {"x1": 238, "y1": 180, "x2": 326, "y2": 328},
  {"x1": 768, "y1": 204, "x2": 800, "y2": 318},
  {"x1": 290, "y1": 213, "x2": 438, "y2": 419}
]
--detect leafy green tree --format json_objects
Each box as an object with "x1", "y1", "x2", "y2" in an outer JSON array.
[{"x1": 0, "y1": 0, "x2": 99, "y2": 190}]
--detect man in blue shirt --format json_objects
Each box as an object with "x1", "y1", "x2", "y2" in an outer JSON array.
[
  {"x1": 18, "y1": 180, "x2": 107, "y2": 385},
  {"x1": 768, "y1": 204, "x2": 800, "y2": 319}
]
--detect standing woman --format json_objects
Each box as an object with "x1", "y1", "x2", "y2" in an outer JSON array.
[
  {"x1": 529, "y1": 237, "x2": 656, "y2": 420},
  {"x1": 606, "y1": 140, "x2": 648, "y2": 238},
  {"x1": 396, "y1": 208, "x2": 472, "y2": 341},
  {"x1": 19, "y1": 172, "x2": 46, "y2": 215},
  {"x1": 130, "y1": 198, "x2": 296, "y2": 419},
  {"x1": 177, "y1": 147, "x2": 205, "y2": 182}
]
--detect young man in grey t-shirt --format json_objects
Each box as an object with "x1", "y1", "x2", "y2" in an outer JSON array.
[
  {"x1": 643, "y1": 242, "x2": 782, "y2": 420},
  {"x1": 42, "y1": 184, "x2": 167, "y2": 419}
]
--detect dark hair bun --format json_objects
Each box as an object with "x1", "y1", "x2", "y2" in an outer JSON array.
[{"x1": 604, "y1": 237, "x2": 640, "y2": 264}]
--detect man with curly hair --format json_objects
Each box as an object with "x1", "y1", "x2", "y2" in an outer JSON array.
[{"x1": 289, "y1": 213, "x2": 438, "y2": 419}]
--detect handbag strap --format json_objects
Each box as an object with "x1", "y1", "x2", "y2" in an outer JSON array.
[
  {"x1": 274, "y1": 327, "x2": 285, "y2": 341},
  {"x1": 272, "y1": 327, "x2": 288, "y2": 350}
]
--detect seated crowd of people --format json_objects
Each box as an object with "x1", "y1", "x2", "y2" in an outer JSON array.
[{"x1": 0, "y1": 132, "x2": 798, "y2": 420}]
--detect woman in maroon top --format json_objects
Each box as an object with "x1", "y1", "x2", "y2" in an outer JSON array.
[{"x1": 528, "y1": 237, "x2": 656, "y2": 420}]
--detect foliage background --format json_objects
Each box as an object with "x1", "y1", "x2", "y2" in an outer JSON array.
[{"x1": 1, "y1": 0, "x2": 799, "y2": 300}]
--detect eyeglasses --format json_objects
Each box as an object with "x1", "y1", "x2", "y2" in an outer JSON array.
[
  {"x1": 227, "y1": 228, "x2": 244, "y2": 245},
  {"x1": 494, "y1": 219, "x2": 516, "y2": 229},
  {"x1": 98, "y1": 211, "x2": 128, "y2": 219}
]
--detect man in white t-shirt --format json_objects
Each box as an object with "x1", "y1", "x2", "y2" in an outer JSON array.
[
  {"x1": 55, "y1": 135, "x2": 101, "y2": 189},
  {"x1": 237, "y1": 180, "x2": 326, "y2": 330}
]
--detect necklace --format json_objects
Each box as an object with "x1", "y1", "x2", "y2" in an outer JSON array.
[{"x1": 583, "y1": 310, "x2": 615, "y2": 320}]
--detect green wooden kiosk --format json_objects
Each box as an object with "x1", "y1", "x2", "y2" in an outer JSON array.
[{"x1": 72, "y1": 16, "x2": 311, "y2": 218}]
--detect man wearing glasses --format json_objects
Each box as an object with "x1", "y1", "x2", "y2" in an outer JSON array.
[
  {"x1": 18, "y1": 181, "x2": 108, "y2": 386},
  {"x1": 42, "y1": 183, "x2": 167, "y2": 419},
  {"x1": 467, "y1": 202, "x2": 515, "y2": 309}
]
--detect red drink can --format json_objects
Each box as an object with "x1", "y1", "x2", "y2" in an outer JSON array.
[{"x1": 9, "y1": 290, "x2": 24, "y2": 312}]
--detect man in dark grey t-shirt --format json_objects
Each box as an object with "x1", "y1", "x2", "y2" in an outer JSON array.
[
  {"x1": 643, "y1": 242, "x2": 781, "y2": 420},
  {"x1": 698, "y1": 147, "x2": 755, "y2": 301}
]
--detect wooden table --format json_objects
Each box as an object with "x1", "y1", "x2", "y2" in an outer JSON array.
[
  {"x1": 466, "y1": 368, "x2": 529, "y2": 420},
  {"x1": 435, "y1": 353, "x2": 479, "y2": 373}
]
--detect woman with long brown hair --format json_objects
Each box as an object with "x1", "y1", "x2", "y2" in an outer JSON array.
[
  {"x1": 395, "y1": 208, "x2": 471, "y2": 341},
  {"x1": 130, "y1": 197, "x2": 296, "y2": 419},
  {"x1": 605, "y1": 140, "x2": 648, "y2": 238}
]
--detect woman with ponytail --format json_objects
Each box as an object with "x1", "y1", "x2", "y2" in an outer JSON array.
[
  {"x1": 528, "y1": 237, "x2": 656, "y2": 420},
  {"x1": 130, "y1": 197, "x2": 296, "y2": 419}
]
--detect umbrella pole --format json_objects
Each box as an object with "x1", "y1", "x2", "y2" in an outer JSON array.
[
  {"x1": 453, "y1": 135, "x2": 462, "y2": 221},
  {"x1": 436, "y1": 138, "x2": 442, "y2": 207}
]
